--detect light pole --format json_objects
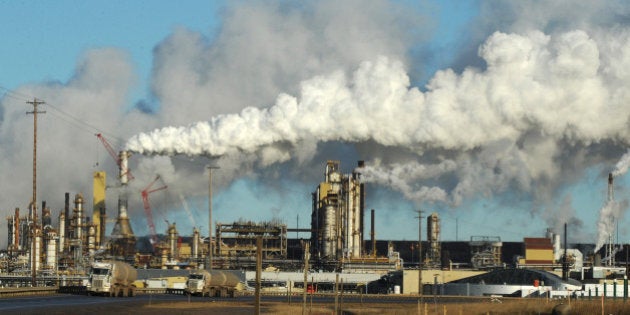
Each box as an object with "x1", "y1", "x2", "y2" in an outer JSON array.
[
  {"x1": 416, "y1": 209, "x2": 424, "y2": 296},
  {"x1": 207, "y1": 165, "x2": 219, "y2": 272}
]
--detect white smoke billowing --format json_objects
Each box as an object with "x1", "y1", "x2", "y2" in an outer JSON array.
[
  {"x1": 0, "y1": 0, "x2": 427, "y2": 248},
  {"x1": 594, "y1": 200, "x2": 622, "y2": 253},
  {"x1": 127, "y1": 29, "x2": 630, "y2": 219},
  {"x1": 594, "y1": 151, "x2": 630, "y2": 253},
  {"x1": 612, "y1": 150, "x2": 630, "y2": 177},
  {"x1": 4, "y1": 1, "x2": 630, "y2": 248}
]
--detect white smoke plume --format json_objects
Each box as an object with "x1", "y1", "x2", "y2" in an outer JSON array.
[
  {"x1": 4, "y1": 1, "x2": 630, "y2": 249},
  {"x1": 127, "y1": 29, "x2": 630, "y2": 213},
  {"x1": 594, "y1": 200, "x2": 622, "y2": 253},
  {"x1": 612, "y1": 150, "x2": 630, "y2": 177},
  {"x1": 594, "y1": 150, "x2": 630, "y2": 253}
]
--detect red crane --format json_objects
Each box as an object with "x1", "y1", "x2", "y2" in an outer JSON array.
[
  {"x1": 142, "y1": 175, "x2": 167, "y2": 250},
  {"x1": 95, "y1": 133, "x2": 134, "y2": 181}
]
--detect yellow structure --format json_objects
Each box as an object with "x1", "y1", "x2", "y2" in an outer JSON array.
[
  {"x1": 403, "y1": 269, "x2": 487, "y2": 294},
  {"x1": 518, "y1": 237, "x2": 554, "y2": 266},
  {"x1": 92, "y1": 171, "x2": 106, "y2": 247}
]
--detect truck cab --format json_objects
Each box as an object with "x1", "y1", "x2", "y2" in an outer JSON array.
[
  {"x1": 86, "y1": 261, "x2": 136, "y2": 297},
  {"x1": 87, "y1": 262, "x2": 113, "y2": 295},
  {"x1": 185, "y1": 272, "x2": 206, "y2": 296}
]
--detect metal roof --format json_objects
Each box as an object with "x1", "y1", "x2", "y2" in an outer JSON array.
[{"x1": 449, "y1": 268, "x2": 581, "y2": 288}]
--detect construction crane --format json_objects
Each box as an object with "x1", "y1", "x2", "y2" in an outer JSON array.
[
  {"x1": 142, "y1": 175, "x2": 167, "y2": 250},
  {"x1": 95, "y1": 133, "x2": 134, "y2": 181}
]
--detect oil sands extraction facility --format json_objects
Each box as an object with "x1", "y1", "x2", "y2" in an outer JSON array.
[{"x1": 1, "y1": 123, "x2": 630, "y2": 298}]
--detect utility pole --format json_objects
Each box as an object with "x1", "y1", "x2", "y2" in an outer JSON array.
[
  {"x1": 27, "y1": 98, "x2": 45, "y2": 287},
  {"x1": 416, "y1": 209, "x2": 424, "y2": 295},
  {"x1": 302, "y1": 241, "x2": 310, "y2": 315},
  {"x1": 27, "y1": 98, "x2": 45, "y2": 220},
  {"x1": 255, "y1": 237, "x2": 262, "y2": 315},
  {"x1": 206, "y1": 165, "x2": 219, "y2": 272}
]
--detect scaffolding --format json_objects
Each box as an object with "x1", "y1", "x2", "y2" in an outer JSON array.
[
  {"x1": 470, "y1": 236, "x2": 502, "y2": 269},
  {"x1": 216, "y1": 220, "x2": 287, "y2": 260}
]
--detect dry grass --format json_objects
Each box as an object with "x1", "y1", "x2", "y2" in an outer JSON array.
[
  {"x1": 17, "y1": 296, "x2": 630, "y2": 314},
  {"x1": 141, "y1": 298, "x2": 630, "y2": 315}
]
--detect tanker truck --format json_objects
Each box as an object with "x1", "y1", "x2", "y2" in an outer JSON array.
[
  {"x1": 86, "y1": 261, "x2": 137, "y2": 297},
  {"x1": 184, "y1": 270, "x2": 241, "y2": 297}
]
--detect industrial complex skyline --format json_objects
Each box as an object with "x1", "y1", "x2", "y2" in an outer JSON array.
[{"x1": 3, "y1": 0, "x2": 630, "y2": 250}]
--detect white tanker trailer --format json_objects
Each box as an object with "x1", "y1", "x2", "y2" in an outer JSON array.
[
  {"x1": 184, "y1": 270, "x2": 242, "y2": 297},
  {"x1": 86, "y1": 261, "x2": 137, "y2": 297}
]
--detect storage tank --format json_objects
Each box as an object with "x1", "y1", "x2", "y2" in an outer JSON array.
[
  {"x1": 58, "y1": 211, "x2": 65, "y2": 254},
  {"x1": 45, "y1": 231, "x2": 57, "y2": 270},
  {"x1": 110, "y1": 261, "x2": 137, "y2": 285},
  {"x1": 207, "y1": 270, "x2": 241, "y2": 287}
]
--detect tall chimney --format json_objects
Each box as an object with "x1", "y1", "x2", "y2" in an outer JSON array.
[
  {"x1": 64, "y1": 192, "x2": 70, "y2": 238},
  {"x1": 562, "y1": 223, "x2": 569, "y2": 281},
  {"x1": 608, "y1": 172, "x2": 614, "y2": 202},
  {"x1": 371, "y1": 209, "x2": 376, "y2": 257}
]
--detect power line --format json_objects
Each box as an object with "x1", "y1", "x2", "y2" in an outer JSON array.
[
  {"x1": 0, "y1": 85, "x2": 31, "y2": 102},
  {"x1": 1, "y1": 85, "x2": 215, "y2": 169}
]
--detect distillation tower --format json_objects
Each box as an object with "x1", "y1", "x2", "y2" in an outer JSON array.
[{"x1": 311, "y1": 160, "x2": 365, "y2": 269}]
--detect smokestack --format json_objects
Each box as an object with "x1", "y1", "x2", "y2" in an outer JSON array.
[
  {"x1": 119, "y1": 151, "x2": 130, "y2": 185},
  {"x1": 64, "y1": 192, "x2": 70, "y2": 238},
  {"x1": 41, "y1": 201, "x2": 46, "y2": 225},
  {"x1": 608, "y1": 172, "x2": 614, "y2": 202},
  {"x1": 14, "y1": 208, "x2": 20, "y2": 250},
  {"x1": 371, "y1": 209, "x2": 376, "y2": 257},
  {"x1": 562, "y1": 222, "x2": 569, "y2": 281}
]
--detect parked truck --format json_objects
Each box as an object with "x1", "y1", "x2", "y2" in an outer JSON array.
[
  {"x1": 184, "y1": 270, "x2": 241, "y2": 297},
  {"x1": 86, "y1": 261, "x2": 137, "y2": 297}
]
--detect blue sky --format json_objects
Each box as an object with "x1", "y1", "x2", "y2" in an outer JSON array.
[
  {"x1": 1, "y1": 1, "x2": 630, "y2": 249},
  {"x1": 0, "y1": 1, "x2": 223, "y2": 94}
]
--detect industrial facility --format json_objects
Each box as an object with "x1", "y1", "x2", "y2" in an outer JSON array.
[{"x1": 2, "y1": 145, "x2": 630, "y2": 299}]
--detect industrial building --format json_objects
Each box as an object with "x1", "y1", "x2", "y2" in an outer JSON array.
[
  {"x1": 3, "y1": 152, "x2": 630, "y2": 297},
  {"x1": 310, "y1": 160, "x2": 401, "y2": 271},
  {"x1": 214, "y1": 220, "x2": 288, "y2": 269}
]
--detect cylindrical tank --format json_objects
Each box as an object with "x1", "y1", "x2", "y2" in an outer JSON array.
[
  {"x1": 168, "y1": 222, "x2": 178, "y2": 260},
  {"x1": 192, "y1": 227, "x2": 199, "y2": 259},
  {"x1": 74, "y1": 194, "x2": 84, "y2": 241},
  {"x1": 88, "y1": 225, "x2": 96, "y2": 254},
  {"x1": 33, "y1": 228, "x2": 42, "y2": 271},
  {"x1": 109, "y1": 261, "x2": 138, "y2": 285},
  {"x1": 323, "y1": 205, "x2": 336, "y2": 258},
  {"x1": 58, "y1": 212, "x2": 65, "y2": 254},
  {"x1": 196, "y1": 270, "x2": 241, "y2": 287},
  {"x1": 46, "y1": 232, "x2": 57, "y2": 270},
  {"x1": 208, "y1": 270, "x2": 241, "y2": 287}
]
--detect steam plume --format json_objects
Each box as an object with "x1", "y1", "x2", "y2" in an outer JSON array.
[{"x1": 128, "y1": 30, "x2": 630, "y2": 210}]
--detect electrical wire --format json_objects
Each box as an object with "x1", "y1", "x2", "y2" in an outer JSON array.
[{"x1": 1, "y1": 84, "x2": 209, "y2": 168}]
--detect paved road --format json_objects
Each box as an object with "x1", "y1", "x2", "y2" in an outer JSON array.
[
  {"x1": 0, "y1": 294, "x2": 230, "y2": 314},
  {"x1": 0, "y1": 292, "x2": 491, "y2": 314}
]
